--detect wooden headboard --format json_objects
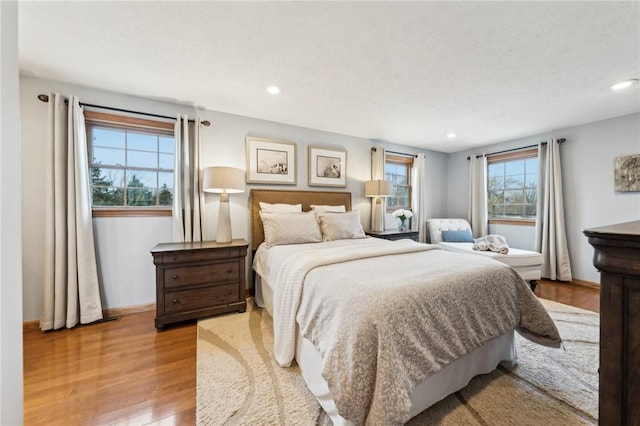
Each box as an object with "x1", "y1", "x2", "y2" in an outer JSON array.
[{"x1": 249, "y1": 189, "x2": 352, "y2": 251}]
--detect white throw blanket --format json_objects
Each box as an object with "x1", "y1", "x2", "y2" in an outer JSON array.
[
  {"x1": 473, "y1": 234, "x2": 510, "y2": 254},
  {"x1": 272, "y1": 239, "x2": 433, "y2": 367}
]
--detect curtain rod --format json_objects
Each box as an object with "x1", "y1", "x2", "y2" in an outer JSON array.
[
  {"x1": 466, "y1": 138, "x2": 566, "y2": 160},
  {"x1": 371, "y1": 147, "x2": 418, "y2": 158},
  {"x1": 37, "y1": 94, "x2": 211, "y2": 127}
]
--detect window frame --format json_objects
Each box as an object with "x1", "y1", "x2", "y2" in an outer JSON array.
[
  {"x1": 85, "y1": 111, "x2": 175, "y2": 218},
  {"x1": 486, "y1": 148, "x2": 538, "y2": 226},
  {"x1": 384, "y1": 154, "x2": 414, "y2": 212}
]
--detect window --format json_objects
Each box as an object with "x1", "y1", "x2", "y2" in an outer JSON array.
[
  {"x1": 385, "y1": 154, "x2": 413, "y2": 210},
  {"x1": 85, "y1": 111, "x2": 175, "y2": 217},
  {"x1": 487, "y1": 148, "x2": 538, "y2": 223}
]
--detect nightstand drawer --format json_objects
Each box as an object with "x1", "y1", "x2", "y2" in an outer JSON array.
[
  {"x1": 162, "y1": 248, "x2": 240, "y2": 264},
  {"x1": 164, "y1": 284, "x2": 240, "y2": 314},
  {"x1": 164, "y1": 262, "x2": 239, "y2": 288}
]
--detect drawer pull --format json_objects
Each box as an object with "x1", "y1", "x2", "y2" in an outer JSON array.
[
  {"x1": 172, "y1": 274, "x2": 179, "y2": 280},
  {"x1": 227, "y1": 268, "x2": 233, "y2": 273},
  {"x1": 226, "y1": 290, "x2": 233, "y2": 295},
  {"x1": 172, "y1": 298, "x2": 180, "y2": 304},
  {"x1": 172, "y1": 255, "x2": 177, "y2": 260}
]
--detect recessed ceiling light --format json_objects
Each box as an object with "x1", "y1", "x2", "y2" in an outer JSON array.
[
  {"x1": 611, "y1": 79, "x2": 638, "y2": 90},
  {"x1": 446, "y1": 133, "x2": 456, "y2": 138},
  {"x1": 266, "y1": 85, "x2": 281, "y2": 95}
]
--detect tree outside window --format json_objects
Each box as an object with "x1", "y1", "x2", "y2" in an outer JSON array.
[
  {"x1": 86, "y1": 111, "x2": 174, "y2": 216},
  {"x1": 487, "y1": 149, "x2": 538, "y2": 222}
]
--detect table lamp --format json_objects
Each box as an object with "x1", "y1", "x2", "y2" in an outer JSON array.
[
  {"x1": 365, "y1": 179, "x2": 393, "y2": 232},
  {"x1": 203, "y1": 166, "x2": 245, "y2": 243}
]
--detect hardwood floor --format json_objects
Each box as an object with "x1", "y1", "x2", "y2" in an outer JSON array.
[
  {"x1": 23, "y1": 311, "x2": 196, "y2": 426},
  {"x1": 536, "y1": 279, "x2": 600, "y2": 313},
  {"x1": 23, "y1": 281, "x2": 599, "y2": 425}
]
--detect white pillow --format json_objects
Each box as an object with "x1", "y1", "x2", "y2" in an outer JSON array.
[
  {"x1": 259, "y1": 211, "x2": 322, "y2": 248},
  {"x1": 315, "y1": 211, "x2": 366, "y2": 241},
  {"x1": 259, "y1": 202, "x2": 302, "y2": 213},
  {"x1": 310, "y1": 204, "x2": 346, "y2": 213}
]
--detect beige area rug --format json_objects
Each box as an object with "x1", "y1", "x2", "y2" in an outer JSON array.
[{"x1": 197, "y1": 299, "x2": 598, "y2": 425}]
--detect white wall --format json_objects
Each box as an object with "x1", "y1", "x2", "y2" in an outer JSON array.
[
  {"x1": 446, "y1": 113, "x2": 640, "y2": 283},
  {"x1": 1, "y1": 1, "x2": 24, "y2": 423},
  {"x1": 20, "y1": 76, "x2": 447, "y2": 321}
]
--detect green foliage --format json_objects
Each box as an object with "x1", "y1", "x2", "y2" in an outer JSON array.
[
  {"x1": 91, "y1": 167, "x2": 124, "y2": 206},
  {"x1": 126, "y1": 174, "x2": 154, "y2": 206},
  {"x1": 91, "y1": 165, "x2": 173, "y2": 207},
  {"x1": 158, "y1": 184, "x2": 173, "y2": 206}
]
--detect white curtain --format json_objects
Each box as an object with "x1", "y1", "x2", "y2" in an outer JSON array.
[
  {"x1": 371, "y1": 147, "x2": 386, "y2": 231},
  {"x1": 468, "y1": 155, "x2": 488, "y2": 238},
  {"x1": 535, "y1": 139, "x2": 572, "y2": 281},
  {"x1": 172, "y1": 115, "x2": 206, "y2": 242},
  {"x1": 411, "y1": 153, "x2": 428, "y2": 242},
  {"x1": 41, "y1": 94, "x2": 103, "y2": 331}
]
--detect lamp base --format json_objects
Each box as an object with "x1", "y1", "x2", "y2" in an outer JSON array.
[
  {"x1": 216, "y1": 193, "x2": 232, "y2": 243},
  {"x1": 371, "y1": 197, "x2": 385, "y2": 232}
]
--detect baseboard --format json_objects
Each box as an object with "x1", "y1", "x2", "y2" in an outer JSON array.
[
  {"x1": 571, "y1": 278, "x2": 600, "y2": 290},
  {"x1": 103, "y1": 302, "x2": 155, "y2": 318},
  {"x1": 24, "y1": 303, "x2": 156, "y2": 329},
  {"x1": 23, "y1": 320, "x2": 39, "y2": 330}
]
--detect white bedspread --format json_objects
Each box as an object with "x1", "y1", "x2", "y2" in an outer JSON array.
[{"x1": 254, "y1": 238, "x2": 561, "y2": 425}]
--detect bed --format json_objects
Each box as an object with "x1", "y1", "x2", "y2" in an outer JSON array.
[
  {"x1": 250, "y1": 189, "x2": 560, "y2": 425},
  {"x1": 426, "y1": 218, "x2": 543, "y2": 291}
]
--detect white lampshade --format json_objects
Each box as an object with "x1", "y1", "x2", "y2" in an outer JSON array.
[
  {"x1": 203, "y1": 166, "x2": 245, "y2": 243},
  {"x1": 203, "y1": 166, "x2": 245, "y2": 194},
  {"x1": 365, "y1": 179, "x2": 393, "y2": 197},
  {"x1": 365, "y1": 179, "x2": 393, "y2": 232}
]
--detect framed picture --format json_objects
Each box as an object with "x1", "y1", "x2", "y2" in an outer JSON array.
[
  {"x1": 308, "y1": 145, "x2": 347, "y2": 187},
  {"x1": 246, "y1": 137, "x2": 296, "y2": 184},
  {"x1": 614, "y1": 154, "x2": 640, "y2": 192}
]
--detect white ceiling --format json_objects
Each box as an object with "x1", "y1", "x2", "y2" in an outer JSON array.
[{"x1": 18, "y1": 1, "x2": 640, "y2": 153}]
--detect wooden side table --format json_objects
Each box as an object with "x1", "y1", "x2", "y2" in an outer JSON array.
[
  {"x1": 366, "y1": 229, "x2": 419, "y2": 242},
  {"x1": 151, "y1": 239, "x2": 248, "y2": 331}
]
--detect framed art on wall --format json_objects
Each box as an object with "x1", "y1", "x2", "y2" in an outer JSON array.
[
  {"x1": 308, "y1": 145, "x2": 347, "y2": 187},
  {"x1": 246, "y1": 137, "x2": 296, "y2": 184},
  {"x1": 614, "y1": 154, "x2": 640, "y2": 192}
]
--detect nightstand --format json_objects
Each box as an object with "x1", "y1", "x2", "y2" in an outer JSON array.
[
  {"x1": 366, "y1": 229, "x2": 420, "y2": 242},
  {"x1": 150, "y1": 239, "x2": 248, "y2": 331}
]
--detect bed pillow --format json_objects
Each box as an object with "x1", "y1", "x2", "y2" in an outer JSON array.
[
  {"x1": 316, "y1": 211, "x2": 366, "y2": 241},
  {"x1": 310, "y1": 204, "x2": 347, "y2": 213},
  {"x1": 441, "y1": 229, "x2": 474, "y2": 242},
  {"x1": 259, "y1": 211, "x2": 322, "y2": 248},
  {"x1": 259, "y1": 202, "x2": 302, "y2": 213}
]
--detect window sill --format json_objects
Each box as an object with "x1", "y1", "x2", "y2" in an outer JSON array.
[
  {"x1": 488, "y1": 219, "x2": 535, "y2": 227},
  {"x1": 92, "y1": 208, "x2": 172, "y2": 218}
]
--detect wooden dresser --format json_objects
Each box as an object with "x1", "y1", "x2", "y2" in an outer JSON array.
[
  {"x1": 151, "y1": 239, "x2": 248, "y2": 331},
  {"x1": 583, "y1": 221, "x2": 640, "y2": 426}
]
